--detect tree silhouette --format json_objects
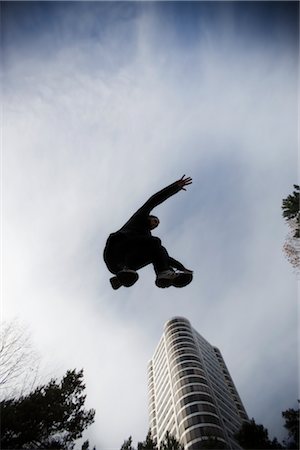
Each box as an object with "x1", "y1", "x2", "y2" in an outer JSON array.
[
  {"x1": 0, "y1": 319, "x2": 41, "y2": 399},
  {"x1": 234, "y1": 418, "x2": 283, "y2": 449},
  {"x1": 121, "y1": 437, "x2": 135, "y2": 450},
  {"x1": 120, "y1": 431, "x2": 183, "y2": 450},
  {"x1": 198, "y1": 437, "x2": 227, "y2": 449},
  {"x1": 282, "y1": 406, "x2": 299, "y2": 449},
  {"x1": 282, "y1": 185, "x2": 300, "y2": 271},
  {"x1": 282, "y1": 185, "x2": 300, "y2": 236},
  {"x1": 81, "y1": 441, "x2": 96, "y2": 450},
  {"x1": 160, "y1": 431, "x2": 184, "y2": 450},
  {"x1": 137, "y1": 430, "x2": 157, "y2": 450},
  {"x1": 1, "y1": 369, "x2": 95, "y2": 449}
]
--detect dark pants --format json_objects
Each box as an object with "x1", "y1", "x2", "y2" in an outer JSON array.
[{"x1": 104, "y1": 233, "x2": 184, "y2": 275}]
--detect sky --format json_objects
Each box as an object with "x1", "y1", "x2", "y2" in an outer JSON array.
[{"x1": 2, "y1": 1, "x2": 299, "y2": 448}]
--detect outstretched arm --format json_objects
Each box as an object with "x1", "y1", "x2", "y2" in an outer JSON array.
[
  {"x1": 119, "y1": 175, "x2": 192, "y2": 232},
  {"x1": 139, "y1": 175, "x2": 192, "y2": 214}
]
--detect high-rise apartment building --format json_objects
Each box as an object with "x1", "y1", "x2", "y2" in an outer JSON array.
[{"x1": 148, "y1": 317, "x2": 248, "y2": 450}]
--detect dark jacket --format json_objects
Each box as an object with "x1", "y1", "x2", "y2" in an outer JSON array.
[{"x1": 104, "y1": 181, "x2": 185, "y2": 272}]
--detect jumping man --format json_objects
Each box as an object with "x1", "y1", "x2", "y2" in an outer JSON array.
[{"x1": 103, "y1": 175, "x2": 193, "y2": 290}]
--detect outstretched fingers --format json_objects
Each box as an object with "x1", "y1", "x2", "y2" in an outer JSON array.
[
  {"x1": 177, "y1": 175, "x2": 192, "y2": 190},
  {"x1": 182, "y1": 176, "x2": 192, "y2": 185}
]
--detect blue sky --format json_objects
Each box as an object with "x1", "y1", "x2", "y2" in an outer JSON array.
[{"x1": 2, "y1": 1, "x2": 299, "y2": 449}]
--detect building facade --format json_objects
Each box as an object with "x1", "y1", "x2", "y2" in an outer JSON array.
[{"x1": 148, "y1": 317, "x2": 248, "y2": 450}]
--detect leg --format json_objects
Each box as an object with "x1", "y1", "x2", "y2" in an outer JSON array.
[
  {"x1": 168, "y1": 256, "x2": 193, "y2": 288},
  {"x1": 168, "y1": 256, "x2": 187, "y2": 271},
  {"x1": 104, "y1": 233, "x2": 127, "y2": 274},
  {"x1": 104, "y1": 234, "x2": 139, "y2": 289},
  {"x1": 123, "y1": 236, "x2": 171, "y2": 274},
  {"x1": 105, "y1": 234, "x2": 193, "y2": 289},
  {"x1": 105, "y1": 235, "x2": 170, "y2": 289},
  {"x1": 124, "y1": 238, "x2": 179, "y2": 288},
  {"x1": 125, "y1": 237, "x2": 193, "y2": 288}
]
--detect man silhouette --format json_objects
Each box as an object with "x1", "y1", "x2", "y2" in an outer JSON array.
[{"x1": 103, "y1": 175, "x2": 193, "y2": 289}]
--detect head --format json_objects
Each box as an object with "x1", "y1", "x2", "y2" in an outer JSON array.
[{"x1": 148, "y1": 215, "x2": 160, "y2": 230}]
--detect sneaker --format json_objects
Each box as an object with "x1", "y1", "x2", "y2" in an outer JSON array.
[
  {"x1": 155, "y1": 269, "x2": 177, "y2": 288},
  {"x1": 110, "y1": 276, "x2": 122, "y2": 290},
  {"x1": 172, "y1": 270, "x2": 193, "y2": 288},
  {"x1": 116, "y1": 269, "x2": 139, "y2": 287}
]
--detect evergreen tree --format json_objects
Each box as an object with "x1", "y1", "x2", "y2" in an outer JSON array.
[
  {"x1": 1, "y1": 369, "x2": 95, "y2": 449},
  {"x1": 198, "y1": 437, "x2": 227, "y2": 449},
  {"x1": 137, "y1": 430, "x2": 157, "y2": 450},
  {"x1": 81, "y1": 441, "x2": 96, "y2": 450},
  {"x1": 282, "y1": 185, "x2": 300, "y2": 270},
  {"x1": 282, "y1": 407, "x2": 299, "y2": 449},
  {"x1": 121, "y1": 431, "x2": 183, "y2": 450},
  {"x1": 160, "y1": 431, "x2": 184, "y2": 450},
  {"x1": 235, "y1": 418, "x2": 283, "y2": 449},
  {"x1": 282, "y1": 185, "x2": 300, "y2": 237},
  {"x1": 120, "y1": 437, "x2": 135, "y2": 450}
]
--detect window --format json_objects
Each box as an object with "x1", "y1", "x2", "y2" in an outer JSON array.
[
  {"x1": 178, "y1": 403, "x2": 217, "y2": 423},
  {"x1": 177, "y1": 375, "x2": 208, "y2": 386},
  {"x1": 179, "y1": 393, "x2": 214, "y2": 408},
  {"x1": 179, "y1": 413, "x2": 221, "y2": 434}
]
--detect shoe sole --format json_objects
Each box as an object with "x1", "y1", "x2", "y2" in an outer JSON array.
[
  {"x1": 172, "y1": 273, "x2": 193, "y2": 288},
  {"x1": 117, "y1": 270, "x2": 139, "y2": 287},
  {"x1": 155, "y1": 278, "x2": 173, "y2": 288},
  {"x1": 110, "y1": 277, "x2": 122, "y2": 290}
]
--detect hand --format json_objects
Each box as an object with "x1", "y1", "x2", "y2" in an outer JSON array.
[{"x1": 176, "y1": 175, "x2": 192, "y2": 191}]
